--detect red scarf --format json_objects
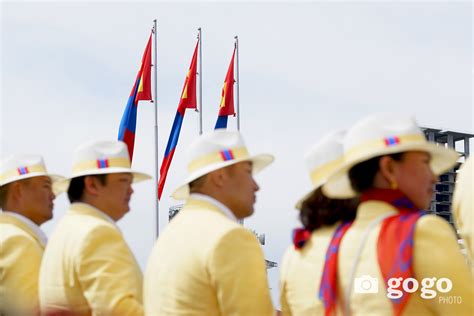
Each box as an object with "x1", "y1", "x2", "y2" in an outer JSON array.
[
  {"x1": 369, "y1": 189, "x2": 427, "y2": 316},
  {"x1": 292, "y1": 189, "x2": 426, "y2": 316}
]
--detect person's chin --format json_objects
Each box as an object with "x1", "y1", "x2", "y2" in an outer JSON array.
[
  {"x1": 246, "y1": 208, "x2": 255, "y2": 217},
  {"x1": 420, "y1": 199, "x2": 431, "y2": 210},
  {"x1": 39, "y1": 213, "x2": 53, "y2": 226},
  {"x1": 124, "y1": 202, "x2": 130, "y2": 211}
]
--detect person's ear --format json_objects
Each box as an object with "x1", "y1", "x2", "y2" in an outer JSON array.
[
  {"x1": 9, "y1": 182, "x2": 23, "y2": 201},
  {"x1": 379, "y1": 156, "x2": 399, "y2": 189},
  {"x1": 208, "y1": 168, "x2": 228, "y2": 189},
  {"x1": 83, "y1": 176, "x2": 102, "y2": 196}
]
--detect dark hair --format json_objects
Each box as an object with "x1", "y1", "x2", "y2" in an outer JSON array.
[
  {"x1": 67, "y1": 174, "x2": 107, "y2": 203},
  {"x1": 189, "y1": 175, "x2": 206, "y2": 193},
  {"x1": 348, "y1": 153, "x2": 404, "y2": 193},
  {"x1": 0, "y1": 183, "x2": 11, "y2": 209},
  {"x1": 299, "y1": 187, "x2": 358, "y2": 231}
]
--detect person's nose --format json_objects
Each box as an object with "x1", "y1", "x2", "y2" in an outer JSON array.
[{"x1": 253, "y1": 178, "x2": 259, "y2": 192}]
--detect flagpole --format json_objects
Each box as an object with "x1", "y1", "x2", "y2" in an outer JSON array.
[
  {"x1": 153, "y1": 19, "x2": 160, "y2": 238},
  {"x1": 234, "y1": 36, "x2": 240, "y2": 131},
  {"x1": 234, "y1": 35, "x2": 243, "y2": 226},
  {"x1": 198, "y1": 28, "x2": 203, "y2": 135}
]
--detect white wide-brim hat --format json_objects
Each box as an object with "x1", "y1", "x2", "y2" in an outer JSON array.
[
  {"x1": 323, "y1": 113, "x2": 459, "y2": 199},
  {"x1": 295, "y1": 129, "x2": 346, "y2": 210},
  {"x1": 172, "y1": 129, "x2": 274, "y2": 200},
  {"x1": 0, "y1": 154, "x2": 65, "y2": 194},
  {"x1": 55, "y1": 140, "x2": 151, "y2": 193}
]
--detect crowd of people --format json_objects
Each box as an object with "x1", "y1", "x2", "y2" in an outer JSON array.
[{"x1": 0, "y1": 113, "x2": 472, "y2": 315}]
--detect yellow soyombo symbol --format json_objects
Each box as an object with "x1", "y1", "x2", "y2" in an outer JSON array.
[
  {"x1": 219, "y1": 82, "x2": 227, "y2": 108},
  {"x1": 181, "y1": 70, "x2": 191, "y2": 99},
  {"x1": 138, "y1": 74, "x2": 145, "y2": 93}
]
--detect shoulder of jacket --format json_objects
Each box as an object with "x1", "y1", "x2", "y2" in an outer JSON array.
[
  {"x1": 0, "y1": 220, "x2": 39, "y2": 242},
  {"x1": 83, "y1": 221, "x2": 121, "y2": 241},
  {"x1": 417, "y1": 213, "x2": 453, "y2": 229},
  {"x1": 213, "y1": 225, "x2": 260, "y2": 250},
  {"x1": 1, "y1": 230, "x2": 42, "y2": 255},
  {"x1": 415, "y1": 214, "x2": 457, "y2": 240}
]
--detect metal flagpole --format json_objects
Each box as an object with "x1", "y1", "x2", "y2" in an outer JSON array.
[
  {"x1": 235, "y1": 35, "x2": 244, "y2": 226},
  {"x1": 153, "y1": 20, "x2": 160, "y2": 238},
  {"x1": 234, "y1": 35, "x2": 240, "y2": 131},
  {"x1": 198, "y1": 28, "x2": 203, "y2": 135}
]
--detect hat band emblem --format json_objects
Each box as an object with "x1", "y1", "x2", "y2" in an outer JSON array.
[
  {"x1": 384, "y1": 136, "x2": 400, "y2": 147},
  {"x1": 0, "y1": 164, "x2": 48, "y2": 185},
  {"x1": 345, "y1": 134, "x2": 427, "y2": 162},
  {"x1": 17, "y1": 166, "x2": 29, "y2": 175},
  {"x1": 72, "y1": 157, "x2": 131, "y2": 174},
  {"x1": 188, "y1": 147, "x2": 249, "y2": 173},
  {"x1": 97, "y1": 159, "x2": 110, "y2": 169},
  {"x1": 220, "y1": 149, "x2": 235, "y2": 161}
]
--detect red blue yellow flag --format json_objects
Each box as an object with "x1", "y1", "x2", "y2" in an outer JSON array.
[
  {"x1": 215, "y1": 47, "x2": 236, "y2": 129},
  {"x1": 118, "y1": 34, "x2": 153, "y2": 160},
  {"x1": 158, "y1": 40, "x2": 199, "y2": 199}
]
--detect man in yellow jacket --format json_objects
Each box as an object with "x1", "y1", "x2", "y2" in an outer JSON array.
[
  {"x1": 0, "y1": 154, "x2": 63, "y2": 316},
  {"x1": 39, "y1": 140, "x2": 151, "y2": 316},
  {"x1": 144, "y1": 129, "x2": 275, "y2": 316}
]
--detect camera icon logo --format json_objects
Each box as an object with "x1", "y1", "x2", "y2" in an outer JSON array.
[{"x1": 354, "y1": 275, "x2": 379, "y2": 294}]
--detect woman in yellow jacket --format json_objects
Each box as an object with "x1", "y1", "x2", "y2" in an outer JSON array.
[
  {"x1": 322, "y1": 113, "x2": 473, "y2": 315},
  {"x1": 280, "y1": 130, "x2": 358, "y2": 315}
]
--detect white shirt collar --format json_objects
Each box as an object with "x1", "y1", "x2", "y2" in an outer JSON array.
[
  {"x1": 2, "y1": 210, "x2": 48, "y2": 247},
  {"x1": 190, "y1": 193, "x2": 238, "y2": 222}
]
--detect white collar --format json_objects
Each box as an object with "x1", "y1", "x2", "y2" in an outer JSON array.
[
  {"x1": 190, "y1": 193, "x2": 238, "y2": 222},
  {"x1": 1, "y1": 210, "x2": 48, "y2": 247}
]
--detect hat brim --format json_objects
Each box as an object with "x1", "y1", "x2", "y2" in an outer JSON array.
[
  {"x1": 53, "y1": 168, "x2": 151, "y2": 194},
  {"x1": 171, "y1": 153, "x2": 274, "y2": 200},
  {"x1": 295, "y1": 178, "x2": 327, "y2": 211},
  {"x1": 322, "y1": 142, "x2": 459, "y2": 199}
]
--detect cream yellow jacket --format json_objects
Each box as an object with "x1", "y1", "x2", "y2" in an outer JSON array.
[
  {"x1": 39, "y1": 203, "x2": 143, "y2": 316},
  {"x1": 0, "y1": 213, "x2": 45, "y2": 316},
  {"x1": 279, "y1": 224, "x2": 341, "y2": 316},
  {"x1": 453, "y1": 157, "x2": 473, "y2": 271},
  {"x1": 143, "y1": 198, "x2": 274, "y2": 316},
  {"x1": 337, "y1": 200, "x2": 473, "y2": 316}
]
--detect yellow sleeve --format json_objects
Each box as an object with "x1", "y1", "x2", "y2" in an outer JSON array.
[
  {"x1": 414, "y1": 214, "x2": 474, "y2": 314},
  {"x1": 76, "y1": 225, "x2": 144, "y2": 316},
  {"x1": 279, "y1": 248, "x2": 293, "y2": 316},
  {"x1": 209, "y1": 227, "x2": 275, "y2": 316},
  {"x1": 0, "y1": 234, "x2": 42, "y2": 316},
  {"x1": 453, "y1": 157, "x2": 474, "y2": 268}
]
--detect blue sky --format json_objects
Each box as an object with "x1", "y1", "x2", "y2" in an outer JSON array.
[{"x1": 1, "y1": 0, "x2": 472, "y2": 307}]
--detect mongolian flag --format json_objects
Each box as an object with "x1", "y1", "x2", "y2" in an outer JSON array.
[
  {"x1": 214, "y1": 47, "x2": 236, "y2": 129},
  {"x1": 158, "y1": 40, "x2": 199, "y2": 199},
  {"x1": 118, "y1": 34, "x2": 153, "y2": 160}
]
